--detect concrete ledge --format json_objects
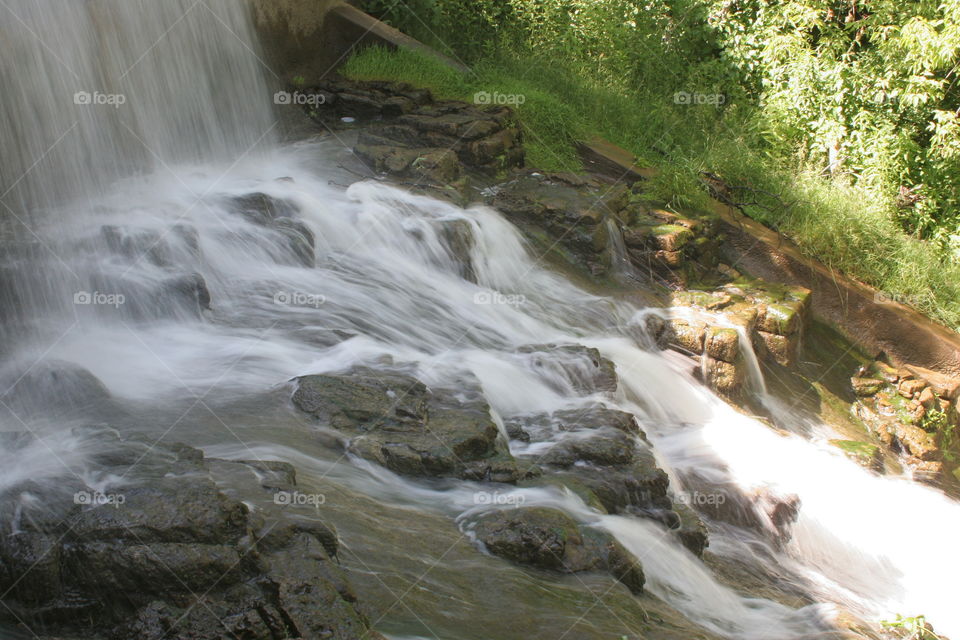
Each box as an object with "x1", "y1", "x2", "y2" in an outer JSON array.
[
  {"x1": 576, "y1": 140, "x2": 960, "y2": 376},
  {"x1": 254, "y1": 1, "x2": 467, "y2": 83},
  {"x1": 577, "y1": 139, "x2": 657, "y2": 183}
]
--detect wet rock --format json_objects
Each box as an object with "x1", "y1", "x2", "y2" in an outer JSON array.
[
  {"x1": 829, "y1": 440, "x2": 884, "y2": 473},
  {"x1": 671, "y1": 502, "x2": 709, "y2": 557},
  {"x1": 619, "y1": 206, "x2": 723, "y2": 284},
  {"x1": 898, "y1": 377, "x2": 927, "y2": 399},
  {"x1": 704, "y1": 326, "x2": 740, "y2": 364},
  {"x1": 892, "y1": 423, "x2": 940, "y2": 461},
  {"x1": 671, "y1": 282, "x2": 809, "y2": 369},
  {"x1": 435, "y1": 217, "x2": 476, "y2": 281},
  {"x1": 904, "y1": 364, "x2": 960, "y2": 402},
  {"x1": 0, "y1": 435, "x2": 377, "y2": 640},
  {"x1": 556, "y1": 447, "x2": 671, "y2": 515},
  {"x1": 492, "y1": 173, "x2": 628, "y2": 276},
  {"x1": 308, "y1": 79, "x2": 524, "y2": 179},
  {"x1": 100, "y1": 224, "x2": 200, "y2": 268},
  {"x1": 517, "y1": 343, "x2": 618, "y2": 395},
  {"x1": 223, "y1": 192, "x2": 317, "y2": 268},
  {"x1": 503, "y1": 417, "x2": 532, "y2": 442},
  {"x1": 693, "y1": 485, "x2": 800, "y2": 547},
  {"x1": 669, "y1": 318, "x2": 707, "y2": 354},
  {"x1": 0, "y1": 360, "x2": 110, "y2": 418},
  {"x1": 702, "y1": 357, "x2": 745, "y2": 398},
  {"x1": 301, "y1": 78, "x2": 432, "y2": 122},
  {"x1": 227, "y1": 192, "x2": 299, "y2": 225},
  {"x1": 509, "y1": 407, "x2": 667, "y2": 514},
  {"x1": 470, "y1": 507, "x2": 645, "y2": 594},
  {"x1": 292, "y1": 367, "x2": 534, "y2": 482},
  {"x1": 275, "y1": 216, "x2": 316, "y2": 267},
  {"x1": 354, "y1": 141, "x2": 461, "y2": 184},
  {"x1": 754, "y1": 330, "x2": 794, "y2": 368},
  {"x1": 540, "y1": 429, "x2": 637, "y2": 468},
  {"x1": 87, "y1": 270, "x2": 212, "y2": 320},
  {"x1": 163, "y1": 272, "x2": 212, "y2": 311}
]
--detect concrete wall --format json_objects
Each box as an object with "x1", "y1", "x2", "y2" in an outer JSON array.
[{"x1": 251, "y1": 0, "x2": 465, "y2": 84}]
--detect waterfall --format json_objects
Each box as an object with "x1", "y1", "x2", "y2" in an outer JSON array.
[
  {"x1": 0, "y1": 0, "x2": 274, "y2": 209},
  {"x1": 1, "y1": 5, "x2": 959, "y2": 640}
]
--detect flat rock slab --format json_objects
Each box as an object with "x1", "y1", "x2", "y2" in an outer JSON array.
[
  {"x1": 293, "y1": 366, "x2": 537, "y2": 482},
  {"x1": 469, "y1": 506, "x2": 645, "y2": 594}
]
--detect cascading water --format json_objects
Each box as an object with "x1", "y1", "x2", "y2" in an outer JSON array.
[{"x1": 1, "y1": 4, "x2": 959, "y2": 640}]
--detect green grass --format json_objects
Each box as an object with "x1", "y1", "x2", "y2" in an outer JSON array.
[{"x1": 342, "y1": 46, "x2": 960, "y2": 329}]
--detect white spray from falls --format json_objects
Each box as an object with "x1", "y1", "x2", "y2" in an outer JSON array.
[{"x1": 0, "y1": 0, "x2": 275, "y2": 209}]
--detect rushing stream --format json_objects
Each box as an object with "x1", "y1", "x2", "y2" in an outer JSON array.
[{"x1": 1, "y1": 2, "x2": 959, "y2": 639}]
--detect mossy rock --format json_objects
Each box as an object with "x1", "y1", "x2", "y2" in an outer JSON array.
[
  {"x1": 829, "y1": 439, "x2": 884, "y2": 472},
  {"x1": 650, "y1": 224, "x2": 694, "y2": 251}
]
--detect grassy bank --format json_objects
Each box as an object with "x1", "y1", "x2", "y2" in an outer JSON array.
[{"x1": 342, "y1": 45, "x2": 960, "y2": 329}]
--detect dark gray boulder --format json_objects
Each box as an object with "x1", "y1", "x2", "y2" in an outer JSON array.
[
  {"x1": 470, "y1": 506, "x2": 645, "y2": 594},
  {"x1": 292, "y1": 367, "x2": 538, "y2": 483}
]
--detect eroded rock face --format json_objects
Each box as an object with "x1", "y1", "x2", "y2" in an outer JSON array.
[
  {"x1": 0, "y1": 360, "x2": 111, "y2": 419},
  {"x1": 620, "y1": 206, "x2": 723, "y2": 286},
  {"x1": 224, "y1": 192, "x2": 317, "y2": 268},
  {"x1": 296, "y1": 78, "x2": 524, "y2": 182},
  {"x1": 506, "y1": 405, "x2": 706, "y2": 555},
  {"x1": 492, "y1": 172, "x2": 628, "y2": 276},
  {"x1": 292, "y1": 367, "x2": 537, "y2": 483},
  {"x1": 516, "y1": 343, "x2": 618, "y2": 396},
  {"x1": 665, "y1": 281, "x2": 812, "y2": 398},
  {"x1": 469, "y1": 506, "x2": 645, "y2": 594},
  {"x1": 0, "y1": 430, "x2": 380, "y2": 640}
]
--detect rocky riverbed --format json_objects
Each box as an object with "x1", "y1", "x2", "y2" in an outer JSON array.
[{"x1": 1, "y1": 74, "x2": 957, "y2": 640}]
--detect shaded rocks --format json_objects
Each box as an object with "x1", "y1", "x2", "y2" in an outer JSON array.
[
  {"x1": 354, "y1": 99, "x2": 525, "y2": 181},
  {"x1": 516, "y1": 343, "x2": 618, "y2": 395},
  {"x1": 292, "y1": 366, "x2": 536, "y2": 483},
  {"x1": 297, "y1": 78, "x2": 433, "y2": 121},
  {"x1": 0, "y1": 431, "x2": 378, "y2": 640},
  {"x1": 0, "y1": 360, "x2": 110, "y2": 420},
  {"x1": 298, "y1": 77, "x2": 524, "y2": 182},
  {"x1": 619, "y1": 206, "x2": 722, "y2": 285},
  {"x1": 469, "y1": 506, "x2": 645, "y2": 594},
  {"x1": 506, "y1": 406, "x2": 707, "y2": 554},
  {"x1": 101, "y1": 223, "x2": 200, "y2": 269},
  {"x1": 492, "y1": 172, "x2": 630, "y2": 276},
  {"x1": 90, "y1": 222, "x2": 213, "y2": 320},
  {"x1": 224, "y1": 192, "x2": 316, "y2": 268}
]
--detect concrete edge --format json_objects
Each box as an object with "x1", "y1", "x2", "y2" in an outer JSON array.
[{"x1": 254, "y1": 1, "x2": 468, "y2": 83}]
